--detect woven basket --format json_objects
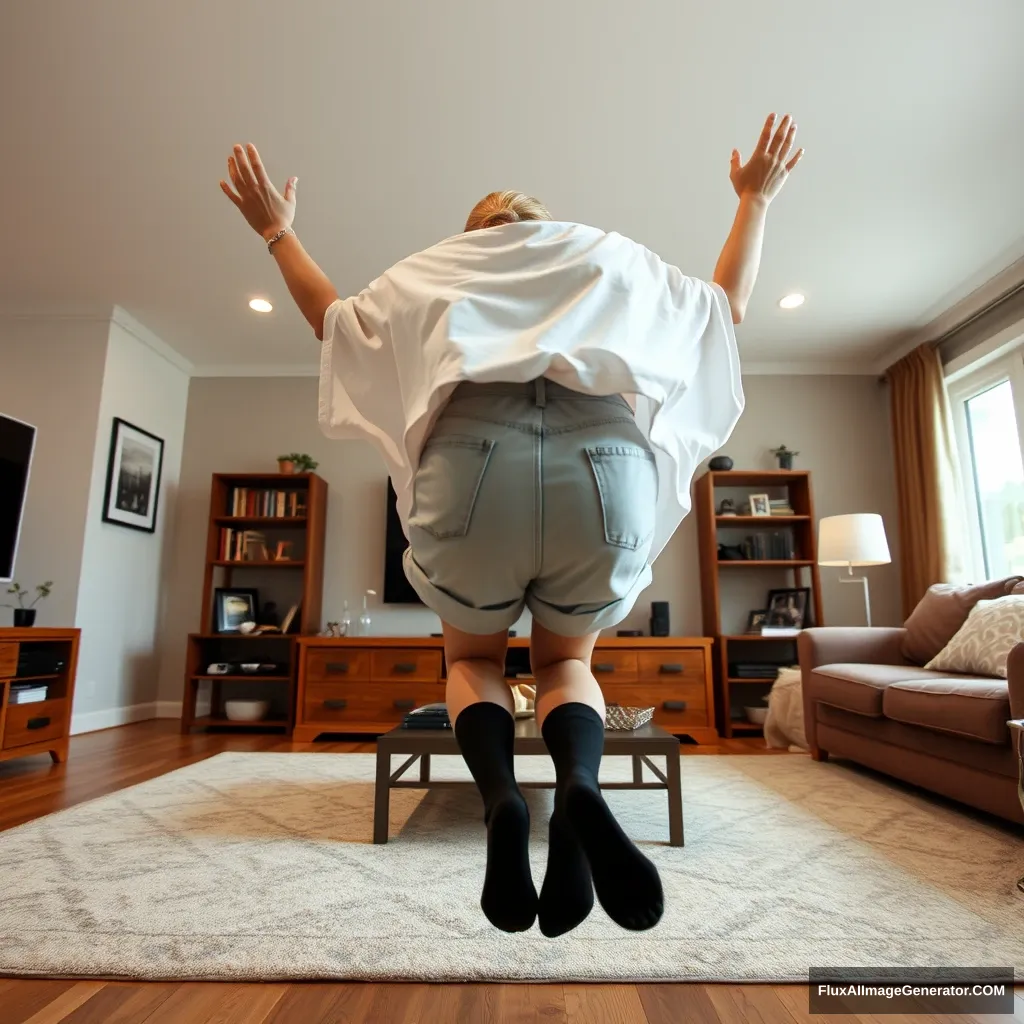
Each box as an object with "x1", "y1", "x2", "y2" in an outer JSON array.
[{"x1": 605, "y1": 704, "x2": 655, "y2": 731}]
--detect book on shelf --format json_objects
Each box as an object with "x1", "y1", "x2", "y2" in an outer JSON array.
[
  {"x1": 229, "y1": 487, "x2": 307, "y2": 518},
  {"x1": 9, "y1": 684, "x2": 48, "y2": 704},
  {"x1": 741, "y1": 531, "x2": 796, "y2": 560},
  {"x1": 218, "y1": 529, "x2": 301, "y2": 562},
  {"x1": 729, "y1": 663, "x2": 785, "y2": 678},
  {"x1": 761, "y1": 626, "x2": 800, "y2": 637}
]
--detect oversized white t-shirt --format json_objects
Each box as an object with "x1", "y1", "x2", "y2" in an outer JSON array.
[{"x1": 318, "y1": 220, "x2": 743, "y2": 562}]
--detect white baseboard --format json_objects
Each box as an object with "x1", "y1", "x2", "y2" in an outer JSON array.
[{"x1": 70, "y1": 702, "x2": 160, "y2": 735}]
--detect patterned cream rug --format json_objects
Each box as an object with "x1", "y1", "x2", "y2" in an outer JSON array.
[{"x1": 0, "y1": 751, "x2": 1022, "y2": 982}]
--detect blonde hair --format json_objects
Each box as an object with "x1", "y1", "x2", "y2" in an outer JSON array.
[{"x1": 464, "y1": 190, "x2": 552, "y2": 232}]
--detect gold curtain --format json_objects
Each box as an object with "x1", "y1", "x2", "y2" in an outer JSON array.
[{"x1": 886, "y1": 343, "x2": 967, "y2": 618}]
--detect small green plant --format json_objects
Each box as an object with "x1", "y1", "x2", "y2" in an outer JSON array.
[
  {"x1": 2, "y1": 581, "x2": 54, "y2": 609},
  {"x1": 278, "y1": 452, "x2": 318, "y2": 472}
]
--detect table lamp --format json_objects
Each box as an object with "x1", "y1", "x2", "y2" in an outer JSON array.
[{"x1": 817, "y1": 514, "x2": 891, "y2": 626}]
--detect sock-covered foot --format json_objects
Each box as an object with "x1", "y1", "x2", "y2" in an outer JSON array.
[
  {"x1": 537, "y1": 807, "x2": 594, "y2": 937},
  {"x1": 541, "y1": 702, "x2": 663, "y2": 932},
  {"x1": 454, "y1": 700, "x2": 538, "y2": 932},
  {"x1": 563, "y1": 769, "x2": 663, "y2": 931},
  {"x1": 481, "y1": 792, "x2": 537, "y2": 932}
]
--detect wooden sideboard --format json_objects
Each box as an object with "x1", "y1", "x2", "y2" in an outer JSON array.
[
  {"x1": 0, "y1": 628, "x2": 80, "y2": 766},
  {"x1": 294, "y1": 636, "x2": 716, "y2": 743}
]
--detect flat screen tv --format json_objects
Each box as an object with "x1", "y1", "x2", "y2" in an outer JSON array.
[
  {"x1": 0, "y1": 414, "x2": 37, "y2": 583},
  {"x1": 383, "y1": 478, "x2": 423, "y2": 604}
]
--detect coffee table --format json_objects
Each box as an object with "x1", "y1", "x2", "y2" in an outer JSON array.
[{"x1": 374, "y1": 717, "x2": 683, "y2": 846}]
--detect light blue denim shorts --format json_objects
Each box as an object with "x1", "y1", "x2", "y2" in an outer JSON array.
[{"x1": 402, "y1": 379, "x2": 657, "y2": 636}]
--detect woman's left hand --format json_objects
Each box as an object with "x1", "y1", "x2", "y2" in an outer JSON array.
[{"x1": 220, "y1": 144, "x2": 297, "y2": 241}]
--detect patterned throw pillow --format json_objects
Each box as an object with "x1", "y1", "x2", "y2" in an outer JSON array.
[{"x1": 924, "y1": 595, "x2": 1024, "y2": 678}]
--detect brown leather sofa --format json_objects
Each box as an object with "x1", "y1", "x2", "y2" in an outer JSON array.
[{"x1": 799, "y1": 577, "x2": 1024, "y2": 825}]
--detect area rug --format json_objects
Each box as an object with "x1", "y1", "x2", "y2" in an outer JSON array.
[{"x1": 0, "y1": 752, "x2": 1022, "y2": 982}]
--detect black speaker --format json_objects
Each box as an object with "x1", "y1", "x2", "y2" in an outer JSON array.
[{"x1": 650, "y1": 601, "x2": 670, "y2": 637}]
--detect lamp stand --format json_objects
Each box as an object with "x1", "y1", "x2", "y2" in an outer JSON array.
[{"x1": 837, "y1": 564, "x2": 872, "y2": 626}]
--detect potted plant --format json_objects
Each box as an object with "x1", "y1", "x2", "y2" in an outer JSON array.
[
  {"x1": 2, "y1": 580, "x2": 53, "y2": 627},
  {"x1": 770, "y1": 444, "x2": 799, "y2": 470},
  {"x1": 277, "y1": 453, "x2": 318, "y2": 474}
]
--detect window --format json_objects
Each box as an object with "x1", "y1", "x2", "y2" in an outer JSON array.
[{"x1": 948, "y1": 349, "x2": 1024, "y2": 580}]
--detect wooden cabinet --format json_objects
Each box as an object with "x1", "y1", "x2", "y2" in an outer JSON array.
[
  {"x1": 294, "y1": 636, "x2": 715, "y2": 743},
  {"x1": 0, "y1": 628, "x2": 81, "y2": 767}
]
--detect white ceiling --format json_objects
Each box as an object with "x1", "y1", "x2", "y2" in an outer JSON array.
[{"x1": 2, "y1": 0, "x2": 1023, "y2": 375}]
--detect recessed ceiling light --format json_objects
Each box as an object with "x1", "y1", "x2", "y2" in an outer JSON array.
[
  {"x1": 249, "y1": 298, "x2": 273, "y2": 313},
  {"x1": 778, "y1": 293, "x2": 805, "y2": 310}
]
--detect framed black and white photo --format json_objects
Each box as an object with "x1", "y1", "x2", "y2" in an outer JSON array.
[
  {"x1": 214, "y1": 588, "x2": 259, "y2": 634},
  {"x1": 748, "y1": 493, "x2": 771, "y2": 517},
  {"x1": 101, "y1": 418, "x2": 165, "y2": 532},
  {"x1": 766, "y1": 587, "x2": 811, "y2": 628},
  {"x1": 746, "y1": 609, "x2": 768, "y2": 634}
]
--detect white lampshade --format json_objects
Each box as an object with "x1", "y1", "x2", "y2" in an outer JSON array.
[{"x1": 818, "y1": 514, "x2": 891, "y2": 566}]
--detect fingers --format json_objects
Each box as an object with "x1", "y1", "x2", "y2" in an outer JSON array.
[
  {"x1": 284, "y1": 176, "x2": 297, "y2": 202},
  {"x1": 777, "y1": 119, "x2": 797, "y2": 162},
  {"x1": 227, "y1": 155, "x2": 246, "y2": 196},
  {"x1": 785, "y1": 147, "x2": 805, "y2": 172},
  {"x1": 756, "y1": 114, "x2": 775, "y2": 154},
  {"x1": 219, "y1": 179, "x2": 242, "y2": 207},
  {"x1": 247, "y1": 144, "x2": 274, "y2": 191},
  {"x1": 768, "y1": 114, "x2": 792, "y2": 157},
  {"x1": 233, "y1": 144, "x2": 258, "y2": 189}
]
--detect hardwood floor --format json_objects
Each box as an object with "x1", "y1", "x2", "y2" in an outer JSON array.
[{"x1": 0, "y1": 720, "x2": 1019, "y2": 1024}]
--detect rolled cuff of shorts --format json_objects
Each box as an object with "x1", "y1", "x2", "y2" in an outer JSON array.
[
  {"x1": 403, "y1": 549, "x2": 524, "y2": 635},
  {"x1": 527, "y1": 564, "x2": 654, "y2": 638}
]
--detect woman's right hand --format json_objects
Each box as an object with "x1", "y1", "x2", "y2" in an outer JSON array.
[
  {"x1": 729, "y1": 114, "x2": 804, "y2": 204},
  {"x1": 220, "y1": 143, "x2": 297, "y2": 241}
]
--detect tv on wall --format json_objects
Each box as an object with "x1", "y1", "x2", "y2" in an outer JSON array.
[
  {"x1": 0, "y1": 414, "x2": 37, "y2": 583},
  {"x1": 383, "y1": 479, "x2": 423, "y2": 604}
]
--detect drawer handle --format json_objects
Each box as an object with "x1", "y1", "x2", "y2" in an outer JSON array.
[
  {"x1": 394, "y1": 699, "x2": 416, "y2": 710},
  {"x1": 593, "y1": 663, "x2": 615, "y2": 673},
  {"x1": 662, "y1": 700, "x2": 687, "y2": 711},
  {"x1": 659, "y1": 663, "x2": 684, "y2": 674},
  {"x1": 325, "y1": 662, "x2": 349, "y2": 674},
  {"x1": 323, "y1": 699, "x2": 348, "y2": 710},
  {"x1": 27, "y1": 716, "x2": 52, "y2": 730},
  {"x1": 393, "y1": 663, "x2": 417, "y2": 674}
]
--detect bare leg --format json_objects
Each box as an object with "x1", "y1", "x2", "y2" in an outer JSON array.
[
  {"x1": 443, "y1": 622, "x2": 536, "y2": 932},
  {"x1": 531, "y1": 620, "x2": 663, "y2": 934}
]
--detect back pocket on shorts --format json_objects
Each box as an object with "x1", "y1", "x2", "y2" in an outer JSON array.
[
  {"x1": 409, "y1": 436, "x2": 496, "y2": 540},
  {"x1": 585, "y1": 446, "x2": 658, "y2": 551}
]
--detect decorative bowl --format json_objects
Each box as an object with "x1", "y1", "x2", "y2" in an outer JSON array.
[
  {"x1": 709, "y1": 456, "x2": 734, "y2": 471},
  {"x1": 239, "y1": 662, "x2": 261, "y2": 673},
  {"x1": 744, "y1": 705, "x2": 769, "y2": 725},
  {"x1": 224, "y1": 699, "x2": 270, "y2": 722}
]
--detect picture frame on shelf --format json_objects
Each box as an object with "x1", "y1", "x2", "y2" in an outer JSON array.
[
  {"x1": 745, "y1": 609, "x2": 768, "y2": 633},
  {"x1": 214, "y1": 588, "x2": 259, "y2": 634},
  {"x1": 280, "y1": 603, "x2": 301, "y2": 634},
  {"x1": 748, "y1": 493, "x2": 771, "y2": 517},
  {"x1": 765, "y1": 587, "x2": 811, "y2": 628},
  {"x1": 101, "y1": 418, "x2": 165, "y2": 533}
]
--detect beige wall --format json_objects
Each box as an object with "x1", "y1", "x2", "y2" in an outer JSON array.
[
  {"x1": 0, "y1": 317, "x2": 109, "y2": 627},
  {"x1": 73, "y1": 318, "x2": 189, "y2": 726},
  {"x1": 157, "y1": 372, "x2": 901, "y2": 704}
]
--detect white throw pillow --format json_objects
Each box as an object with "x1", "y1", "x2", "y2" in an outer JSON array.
[{"x1": 924, "y1": 595, "x2": 1024, "y2": 678}]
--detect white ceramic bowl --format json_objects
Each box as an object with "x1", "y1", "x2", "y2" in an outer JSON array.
[
  {"x1": 239, "y1": 662, "x2": 261, "y2": 673},
  {"x1": 224, "y1": 699, "x2": 270, "y2": 722},
  {"x1": 744, "y1": 705, "x2": 768, "y2": 725}
]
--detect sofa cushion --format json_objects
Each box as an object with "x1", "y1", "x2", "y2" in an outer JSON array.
[
  {"x1": 883, "y1": 677, "x2": 1011, "y2": 745},
  {"x1": 901, "y1": 578, "x2": 1022, "y2": 666},
  {"x1": 810, "y1": 663, "x2": 953, "y2": 717},
  {"x1": 924, "y1": 595, "x2": 1024, "y2": 678}
]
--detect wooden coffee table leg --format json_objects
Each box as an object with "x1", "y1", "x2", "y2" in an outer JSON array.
[
  {"x1": 420, "y1": 753, "x2": 431, "y2": 783},
  {"x1": 374, "y1": 746, "x2": 391, "y2": 844},
  {"x1": 665, "y1": 747, "x2": 684, "y2": 847},
  {"x1": 632, "y1": 754, "x2": 643, "y2": 784}
]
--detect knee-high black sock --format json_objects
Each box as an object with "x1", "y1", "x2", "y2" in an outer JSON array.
[
  {"x1": 541, "y1": 702, "x2": 663, "y2": 931},
  {"x1": 453, "y1": 701, "x2": 537, "y2": 932}
]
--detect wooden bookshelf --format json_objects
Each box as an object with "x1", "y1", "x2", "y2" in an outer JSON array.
[
  {"x1": 180, "y1": 471, "x2": 328, "y2": 735},
  {"x1": 695, "y1": 470, "x2": 823, "y2": 738}
]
